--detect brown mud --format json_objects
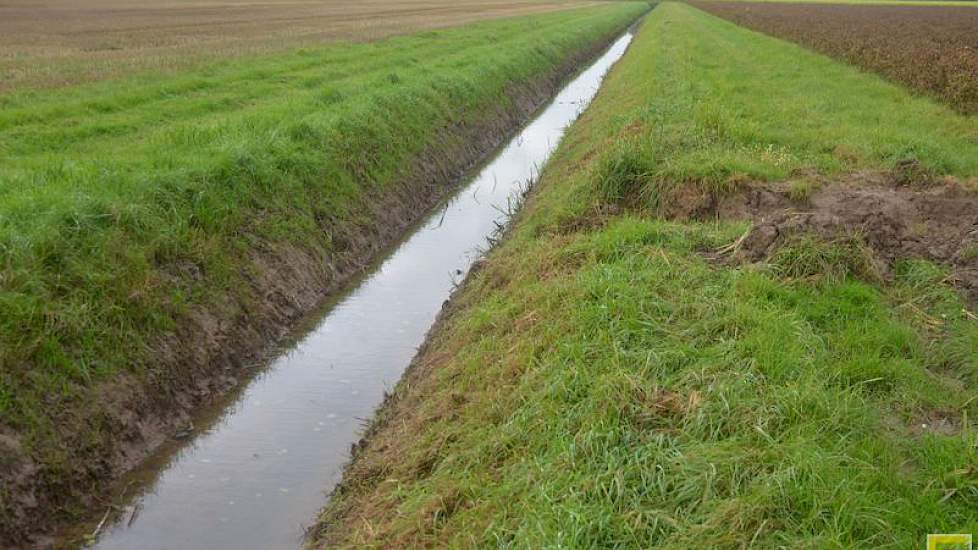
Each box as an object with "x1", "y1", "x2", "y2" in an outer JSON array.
[
  {"x1": 666, "y1": 170, "x2": 978, "y2": 301},
  {"x1": 0, "y1": 23, "x2": 635, "y2": 547}
]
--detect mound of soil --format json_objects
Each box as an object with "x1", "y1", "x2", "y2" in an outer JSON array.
[{"x1": 676, "y1": 171, "x2": 978, "y2": 299}]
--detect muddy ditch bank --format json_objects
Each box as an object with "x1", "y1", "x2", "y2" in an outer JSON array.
[
  {"x1": 667, "y1": 170, "x2": 978, "y2": 301},
  {"x1": 0, "y1": 21, "x2": 641, "y2": 547}
]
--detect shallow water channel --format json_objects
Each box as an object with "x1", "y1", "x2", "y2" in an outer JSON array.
[{"x1": 81, "y1": 29, "x2": 634, "y2": 550}]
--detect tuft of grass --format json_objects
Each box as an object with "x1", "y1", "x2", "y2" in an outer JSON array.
[
  {"x1": 768, "y1": 233, "x2": 883, "y2": 283},
  {"x1": 314, "y1": 3, "x2": 978, "y2": 548},
  {"x1": 594, "y1": 142, "x2": 655, "y2": 205},
  {"x1": 787, "y1": 177, "x2": 819, "y2": 202},
  {"x1": 960, "y1": 243, "x2": 978, "y2": 263}
]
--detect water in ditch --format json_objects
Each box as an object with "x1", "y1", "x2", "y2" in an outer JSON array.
[{"x1": 81, "y1": 29, "x2": 634, "y2": 550}]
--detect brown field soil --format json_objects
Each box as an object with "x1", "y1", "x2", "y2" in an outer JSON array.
[
  {"x1": 0, "y1": 0, "x2": 594, "y2": 92},
  {"x1": 690, "y1": 1, "x2": 978, "y2": 114}
]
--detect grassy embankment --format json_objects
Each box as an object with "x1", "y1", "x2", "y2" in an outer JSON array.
[
  {"x1": 0, "y1": 3, "x2": 647, "y2": 541},
  {"x1": 692, "y1": 2, "x2": 978, "y2": 115},
  {"x1": 314, "y1": 3, "x2": 978, "y2": 547}
]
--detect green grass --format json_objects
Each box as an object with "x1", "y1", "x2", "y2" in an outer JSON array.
[
  {"x1": 315, "y1": 3, "x2": 978, "y2": 547},
  {"x1": 0, "y1": 2, "x2": 647, "y2": 535}
]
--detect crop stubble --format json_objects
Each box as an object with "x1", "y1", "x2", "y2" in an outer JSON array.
[{"x1": 692, "y1": 1, "x2": 978, "y2": 114}]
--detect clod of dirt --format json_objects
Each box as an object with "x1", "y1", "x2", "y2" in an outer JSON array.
[
  {"x1": 685, "y1": 172, "x2": 978, "y2": 299},
  {"x1": 908, "y1": 410, "x2": 961, "y2": 437},
  {"x1": 885, "y1": 408, "x2": 963, "y2": 438},
  {"x1": 0, "y1": 431, "x2": 39, "y2": 531}
]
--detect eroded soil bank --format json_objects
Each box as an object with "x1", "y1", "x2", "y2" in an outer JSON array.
[
  {"x1": 0, "y1": 9, "x2": 646, "y2": 545},
  {"x1": 667, "y1": 172, "x2": 978, "y2": 303}
]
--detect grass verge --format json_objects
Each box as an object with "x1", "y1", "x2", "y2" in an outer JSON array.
[
  {"x1": 692, "y1": 2, "x2": 978, "y2": 115},
  {"x1": 313, "y1": 3, "x2": 978, "y2": 547},
  {"x1": 0, "y1": 3, "x2": 648, "y2": 542}
]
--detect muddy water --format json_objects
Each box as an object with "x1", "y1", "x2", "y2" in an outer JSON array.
[{"x1": 82, "y1": 30, "x2": 634, "y2": 550}]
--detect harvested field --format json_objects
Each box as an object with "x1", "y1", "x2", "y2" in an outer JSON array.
[
  {"x1": 691, "y1": 1, "x2": 978, "y2": 114},
  {"x1": 0, "y1": 0, "x2": 594, "y2": 92}
]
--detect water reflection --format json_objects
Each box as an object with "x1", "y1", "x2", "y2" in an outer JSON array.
[{"x1": 86, "y1": 30, "x2": 635, "y2": 550}]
